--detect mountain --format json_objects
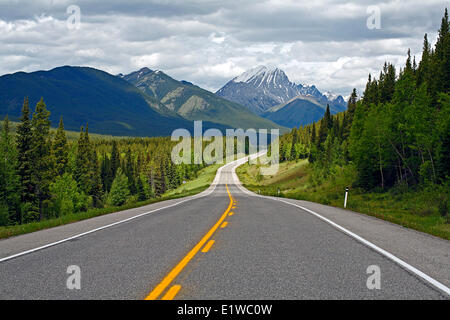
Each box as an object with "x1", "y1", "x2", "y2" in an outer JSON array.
[
  {"x1": 0, "y1": 66, "x2": 228, "y2": 137},
  {"x1": 262, "y1": 96, "x2": 331, "y2": 128},
  {"x1": 121, "y1": 67, "x2": 285, "y2": 132},
  {"x1": 215, "y1": 66, "x2": 300, "y2": 114},
  {"x1": 216, "y1": 66, "x2": 347, "y2": 119},
  {"x1": 297, "y1": 85, "x2": 347, "y2": 114}
]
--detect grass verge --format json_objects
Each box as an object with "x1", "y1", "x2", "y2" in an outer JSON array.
[
  {"x1": 0, "y1": 164, "x2": 220, "y2": 240},
  {"x1": 236, "y1": 160, "x2": 450, "y2": 241}
]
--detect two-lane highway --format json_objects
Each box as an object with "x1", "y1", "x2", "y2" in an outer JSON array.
[{"x1": 0, "y1": 158, "x2": 449, "y2": 300}]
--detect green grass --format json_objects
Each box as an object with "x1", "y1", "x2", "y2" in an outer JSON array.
[
  {"x1": 164, "y1": 164, "x2": 221, "y2": 197},
  {"x1": 0, "y1": 165, "x2": 220, "y2": 240},
  {"x1": 237, "y1": 160, "x2": 450, "y2": 240}
]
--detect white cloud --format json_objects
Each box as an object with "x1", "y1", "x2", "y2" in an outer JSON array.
[{"x1": 0, "y1": 0, "x2": 447, "y2": 96}]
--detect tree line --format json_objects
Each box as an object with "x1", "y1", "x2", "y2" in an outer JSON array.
[
  {"x1": 278, "y1": 9, "x2": 449, "y2": 198},
  {"x1": 0, "y1": 98, "x2": 206, "y2": 226}
]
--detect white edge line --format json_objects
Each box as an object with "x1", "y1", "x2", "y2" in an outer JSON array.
[
  {"x1": 231, "y1": 155, "x2": 450, "y2": 297},
  {"x1": 0, "y1": 160, "x2": 238, "y2": 263}
]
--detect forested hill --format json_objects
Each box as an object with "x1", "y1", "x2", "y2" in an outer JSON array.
[
  {"x1": 0, "y1": 66, "x2": 230, "y2": 137},
  {"x1": 279, "y1": 9, "x2": 449, "y2": 195}
]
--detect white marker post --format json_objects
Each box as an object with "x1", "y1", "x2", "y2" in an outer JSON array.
[{"x1": 344, "y1": 187, "x2": 349, "y2": 208}]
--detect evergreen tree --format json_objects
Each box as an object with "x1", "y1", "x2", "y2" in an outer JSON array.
[
  {"x1": 435, "y1": 93, "x2": 450, "y2": 180},
  {"x1": 125, "y1": 148, "x2": 137, "y2": 195},
  {"x1": 347, "y1": 88, "x2": 358, "y2": 124},
  {"x1": 154, "y1": 158, "x2": 167, "y2": 197},
  {"x1": 108, "y1": 168, "x2": 129, "y2": 206},
  {"x1": 16, "y1": 97, "x2": 35, "y2": 205},
  {"x1": 100, "y1": 153, "x2": 113, "y2": 193},
  {"x1": 290, "y1": 128, "x2": 299, "y2": 160},
  {"x1": 318, "y1": 105, "x2": 332, "y2": 146},
  {"x1": 166, "y1": 160, "x2": 179, "y2": 190},
  {"x1": 74, "y1": 126, "x2": 91, "y2": 194},
  {"x1": 110, "y1": 140, "x2": 120, "y2": 178},
  {"x1": 0, "y1": 116, "x2": 21, "y2": 224},
  {"x1": 379, "y1": 63, "x2": 396, "y2": 103},
  {"x1": 52, "y1": 117, "x2": 68, "y2": 177},
  {"x1": 310, "y1": 123, "x2": 317, "y2": 146},
  {"x1": 136, "y1": 177, "x2": 147, "y2": 202},
  {"x1": 31, "y1": 97, "x2": 53, "y2": 218},
  {"x1": 434, "y1": 8, "x2": 449, "y2": 93},
  {"x1": 89, "y1": 150, "x2": 104, "y2": 208},
  {"x1": 417, "y1": 34, "x2": 431, "y2": 87}
]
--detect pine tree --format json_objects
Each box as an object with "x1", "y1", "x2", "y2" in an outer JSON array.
[
  {"x1": 379, "y1": 63, "x2": 396, "y2": 103},
  {"x1": 108, "y1": 168, "x2": 129, "y2": 206},
  {"x1": 435, "y1": 8, "x2": 449, "y2": 93},
  {"x1": 363, "y1": 74, "x2": 372, "y2": 105},
  {"x1": 31, "y1": 97, "x2": 53, "y2": 218},
  {"x1": 290, "y1": 128, "x2": 299, "y2": 160},
  {"x1": 435, "y1": 93, "x2": 450, "y2": 181},
  {"x1": 310, "y1": 123, "x2": 317, "y2": 146},
  {"x1": 52, "y1": 117, "x2": 68, "y2": 177},
  {"x1": 166, "y1": 160, "x2": 179, "y2": 190},
  {"x1": 405, "y1": 49, "x2": 413, "y2": 74},
  {"x1": 89, "y1": 150, "x2": 104, "y2": 208},
  {"x1": 343, "y1": 89, "x2": 358, "y2": 139},
  {"x1": 74, "y1": 124, "x2": 103, "y2": 206},
  {"x1": 110, "y1": 141, "x2": 120, "y2": 179},
  {"x1": 0, "y1": 116, "x2": 21, "y2": 224},
  {"x1": 318, "y1": 105, "x2": 332, "y2": 146},
  {"x1": 125, "y1": 148, "x2": 136, "y2": 195},
  {"x1": 16, "y1": 98, "x2": 35, "y2": 205},
  {"x1": 154, "y1": 158, "x2": 167, "y2": 197},
  {"x1": 100, "y1": 153, "x2": 112, "y2": 193},
  {"x1": 417, "y1": 34, "x2": 431, "y2": 87},
  {"x1": 332, "y1": 116, "x2": 340, "y2": 140},
  {"x1": 136, "y1": 177, "x2": 146, "y2": 202},
  {"x1": 74, "y1": 126, "x2": 91, "y2": 195}
]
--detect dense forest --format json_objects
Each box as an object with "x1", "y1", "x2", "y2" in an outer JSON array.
[
  {"x1": 0, "y1": 98, "x2": 207, "y2": 226},
  {"x1": 278, "y1": 9, "x2": 449, "y2": 216}
]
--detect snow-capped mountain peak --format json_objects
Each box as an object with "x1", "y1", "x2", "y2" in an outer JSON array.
[
  {"x1": 233, "y1": 65, "x2": 268, "y2": 83},
  {"x1": 324, "y1": 91, "x2": 339, "y2": 101},
  {"x1": 217, "y1": 65, "x2": 347, "y2": 116},
  {"x1": 233, "y1": 65, "x2": 286, "y2": 87}
]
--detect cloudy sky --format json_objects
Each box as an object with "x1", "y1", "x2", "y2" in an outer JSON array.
[{"x1": 0, "y1": 0, "x2": 448, "y2": 96}]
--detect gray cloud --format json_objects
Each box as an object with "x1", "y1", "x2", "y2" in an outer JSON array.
[{"x1": 0, "y1": 0, "x2": 448, "y2": 96}]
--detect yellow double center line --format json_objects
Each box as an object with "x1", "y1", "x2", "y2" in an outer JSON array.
[{"x1": 145, "y1": 184, "x2": 234, "y2": 300}]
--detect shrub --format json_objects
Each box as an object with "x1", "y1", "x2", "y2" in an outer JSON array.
[
  {"x1": 108, "y1": 168, "x2": 130, "y2": 206},
  {"x1": 49, "y1": 173, "x2": 88, "y2": 217}
]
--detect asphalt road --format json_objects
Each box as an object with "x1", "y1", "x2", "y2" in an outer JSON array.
[{"x1": 0, "y1": 159, "x2": 449, "y2": 300}]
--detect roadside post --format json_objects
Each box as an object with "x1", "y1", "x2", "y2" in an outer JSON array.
[{"x1": 344, "y1": 187, "x2": 349, "y2": 208}]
